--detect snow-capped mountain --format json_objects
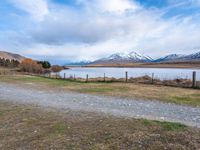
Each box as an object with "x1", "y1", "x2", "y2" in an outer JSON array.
[
  {"x1": 65, "y1": 51, "x2": 200, "y2": 66},
  {"x1": 182, "y1": 51, "x2": 200, "y2": 60},
  {"x1": 154, "y1": 54, "x2": 185, "y2": 62},
  {"x1": 93, "y1": 51, "x2": 153, "y2": 64},
  {"x1": 155, "y1": 51, "x2": 200, "y2": 62}
]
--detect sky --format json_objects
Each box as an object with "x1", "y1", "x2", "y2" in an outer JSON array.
[{"x1": 0, "y1": 0, "x2": 200, "y2": 64}]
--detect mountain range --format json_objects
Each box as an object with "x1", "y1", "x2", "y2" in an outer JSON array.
[
  {"x1": 67, "y1": 51, "x2": 200, "y2": 66},
  {"x1": 93, "y1": 52, "x2": 153, "y2": 64},
  {"x1": 154, "y1": 52, "x2": 200, "y2": 63},
  {"x1": 0, "y1": 50, "x2": 200, "y2": 66}
]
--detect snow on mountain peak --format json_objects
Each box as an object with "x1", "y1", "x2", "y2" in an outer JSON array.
[{"x1": 106, "y1": 51, "x2": 152, "y2": 62}]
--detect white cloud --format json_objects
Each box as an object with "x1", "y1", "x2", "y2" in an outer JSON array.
[
  {"x1": 10, "y1": 0, "x2": 49, "y2": 21},
  {"x1": 2, "y1": 0, "x2": 200, "y2": 63},
  {"x1": 167, "y1": 0, "x2": 200, "y2": 7},
  {"x1": 29, "y1": 1, "x2": 156, "y2": 45},
  {"x1": 80, "y1": 0, "x2": 139, "y2": 13}
]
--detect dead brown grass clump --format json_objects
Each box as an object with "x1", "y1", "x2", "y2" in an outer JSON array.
[
  {"x1": 129, "y1": 75, "x2": 153, "y2": 83},
  {"x1": 162, "y1": 79, "x2": 192, "y2": 88}
]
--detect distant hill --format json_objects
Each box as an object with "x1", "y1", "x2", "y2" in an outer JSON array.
[
  {"x1": 66, "y1": 60, "x2": 92, "y2": 66},
  {"x1": 0, "y1": 51, "x2": 26, "y2": 62}
]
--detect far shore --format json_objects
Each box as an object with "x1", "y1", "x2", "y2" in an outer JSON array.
[{"x1": 65, "y1": 62, "x2": 200, "y2": 69}]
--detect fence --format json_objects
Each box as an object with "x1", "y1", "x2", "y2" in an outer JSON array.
[
  {"x1": 46, "y1": 71, "x2": 200, "y2": 89},
  {"x1": 0, "y1": 69, "x2": 199, "y2": 89}
]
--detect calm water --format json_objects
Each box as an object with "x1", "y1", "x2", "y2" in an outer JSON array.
[{"x1": 60, "y1": 67, "x2": 200, "y2": 80}]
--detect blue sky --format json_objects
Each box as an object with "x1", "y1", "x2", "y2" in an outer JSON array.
[{"x1": 0, "y1": 0, "x2": 200, "y2": 64}]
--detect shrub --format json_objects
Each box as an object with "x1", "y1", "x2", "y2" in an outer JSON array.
[
  {"x1": 37, "y1": 61, "x2": 51, "y2": 69},
  {"x1": 51, "y1": 65, "x2": 63, "y2": 73},
  {"x1": 19, "y1": 59, "x2": 43, "y2": 73}
]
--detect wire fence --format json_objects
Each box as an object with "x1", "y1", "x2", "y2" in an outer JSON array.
[
  {"x1": 48, "y1": 70, "x2": 200, "y2": 89},
  {"x1": 0, "y1": 68, "x2": 199, "y2": 89}
]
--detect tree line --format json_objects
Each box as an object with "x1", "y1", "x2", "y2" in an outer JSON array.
[
  {"x1": 19, "y1": 59, "x2": 63, "y2": 73},
  {"x1": 0, "y1": 57, "x2": 63, "y2": 74},
  {"x1": 0, "y1": 58, "x2": 20, "y2": 68}
]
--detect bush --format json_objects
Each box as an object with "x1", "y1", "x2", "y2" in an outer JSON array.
[
  {"x1": 51, "y1": 65, "x2": 63, "y2": 73},
  {"x1": 37, "y1": 61, "x2": 51, "y2": 69},
  {"x1": 19, "y1": 59, "x2": 43, "y2": 73}
]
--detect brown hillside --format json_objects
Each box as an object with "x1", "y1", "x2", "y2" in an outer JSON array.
[{"x1": 0, "y1": 51, "x2": 26, "y2": 62}]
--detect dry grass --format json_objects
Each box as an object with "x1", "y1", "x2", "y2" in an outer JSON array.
[
  {"x1": 0, "y1": 101, "x2": 199, "y2": 149},
  {"x1": 0, "y1": 67, "x2": 18, "y2": 75},
  {"x1": 0, "y1": 75, "x2": 200, "y2": 106}
]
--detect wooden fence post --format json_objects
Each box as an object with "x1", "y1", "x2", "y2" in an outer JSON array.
[
  {"x1": 64, "y1": 73, "x2": 66, "y2": 79},
  {"x1": 74, "y1": 74, "x2": 76, "y2": 80},
  {"x1": 104, "y1": 73, "x2": 106, "y2": 82},
  {"x1": 125, "y1": 71, "x2": 128, "y2": 82},
  {"x1": 86, "y1": 74, "x2": 89, "y2": 83},
  {"x1": 152, "y1": 73, "x2": 154, "y2": 84},
  {"x1": 192, "y1": 71, "x2": 197, "y2": 88}
]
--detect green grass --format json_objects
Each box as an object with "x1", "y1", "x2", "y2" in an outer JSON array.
[
  {"x1": 142, "y1": 119, "x2": 187, "y2": 131},
  {"x1": 51, "y1": 123, "x2": 71, "y2": 134},
  {"x1": 156, "y1": 121, "x2": 187, "y2": 131},
  {"x1": 79, "y1": 86, "x2": 129, "y2": 93},
  {"x1": 0, "y1": 75, "x2": 80, "y2": 86},
  {"x1": 160, "y1": 122, "x2": 187, "y2": 131},
  {"x1": 0, "y1": 112, "x2": 3, "y2": 116},
  {"x1": 170, "y1": 95, "x2": 200, "y2": 106},
  {"x1": 80, "y1": 87, "x2": 114, "y2": 93}
]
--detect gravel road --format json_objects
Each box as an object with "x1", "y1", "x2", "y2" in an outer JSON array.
[{"x1": 0, "y1": 83, "x2": 200, "y2": 127}]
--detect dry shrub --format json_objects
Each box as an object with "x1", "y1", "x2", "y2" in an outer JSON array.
[
  {"x1": 19, "y1": 59, "x2": 43, "y2": 73},
  {"x1": 163, "y1": 79, "x2": 192, "y2": 88},
  {"x1": 51, "y1": 65, "x2": 63, "y2": 73},
  {"x1": 129, "y1": 75, "x2": 153, "y2": 83}
]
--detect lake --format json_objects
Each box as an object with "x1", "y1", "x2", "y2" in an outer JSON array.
[{"x1": 60, "y1": 67, "x2": 200, "y2": 80}]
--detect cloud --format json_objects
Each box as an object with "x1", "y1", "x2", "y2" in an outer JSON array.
[
  {"x1": 1, "y1": 0, "x2": 200, "y2": 63},
  {"x1": 167, "y1": 0, "x2": 200, "y2": 7},
  {"x1": 78, "y1": 0, "x2": 139, "y2": 13},
  {"x1": 29, "y1": 0, "x2": 141, "y2": 45},
  {"x1": 30, "y1": 12, "x2": 125, "y2": 44},
  {"x1": 9, "y1": 0, "x2": 49, "y2": 21}
]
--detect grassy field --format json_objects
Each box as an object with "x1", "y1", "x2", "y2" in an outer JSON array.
[
  {"x1": 0, "y1": 75, "x2": 200, "y2": 106},
  {"x1": 0, "y1": 101, "x2": 199, "y2": 149}
]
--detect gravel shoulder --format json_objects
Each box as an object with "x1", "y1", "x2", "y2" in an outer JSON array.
[{"x1": 0, "y1": 82, "x2": 200, "y2": 127}]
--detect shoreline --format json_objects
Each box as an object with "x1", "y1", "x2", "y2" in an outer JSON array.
[
  {"x1": 65, "y1": 62, "x2": 200, "y2": 69},
  {"x1": 65, "y1": 65, "x2": 200, "y2": 69}
]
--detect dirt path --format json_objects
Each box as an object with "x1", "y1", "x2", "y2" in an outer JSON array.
[{"x1": 0, "y1": 82, "x2": 200, "y2": 127}]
